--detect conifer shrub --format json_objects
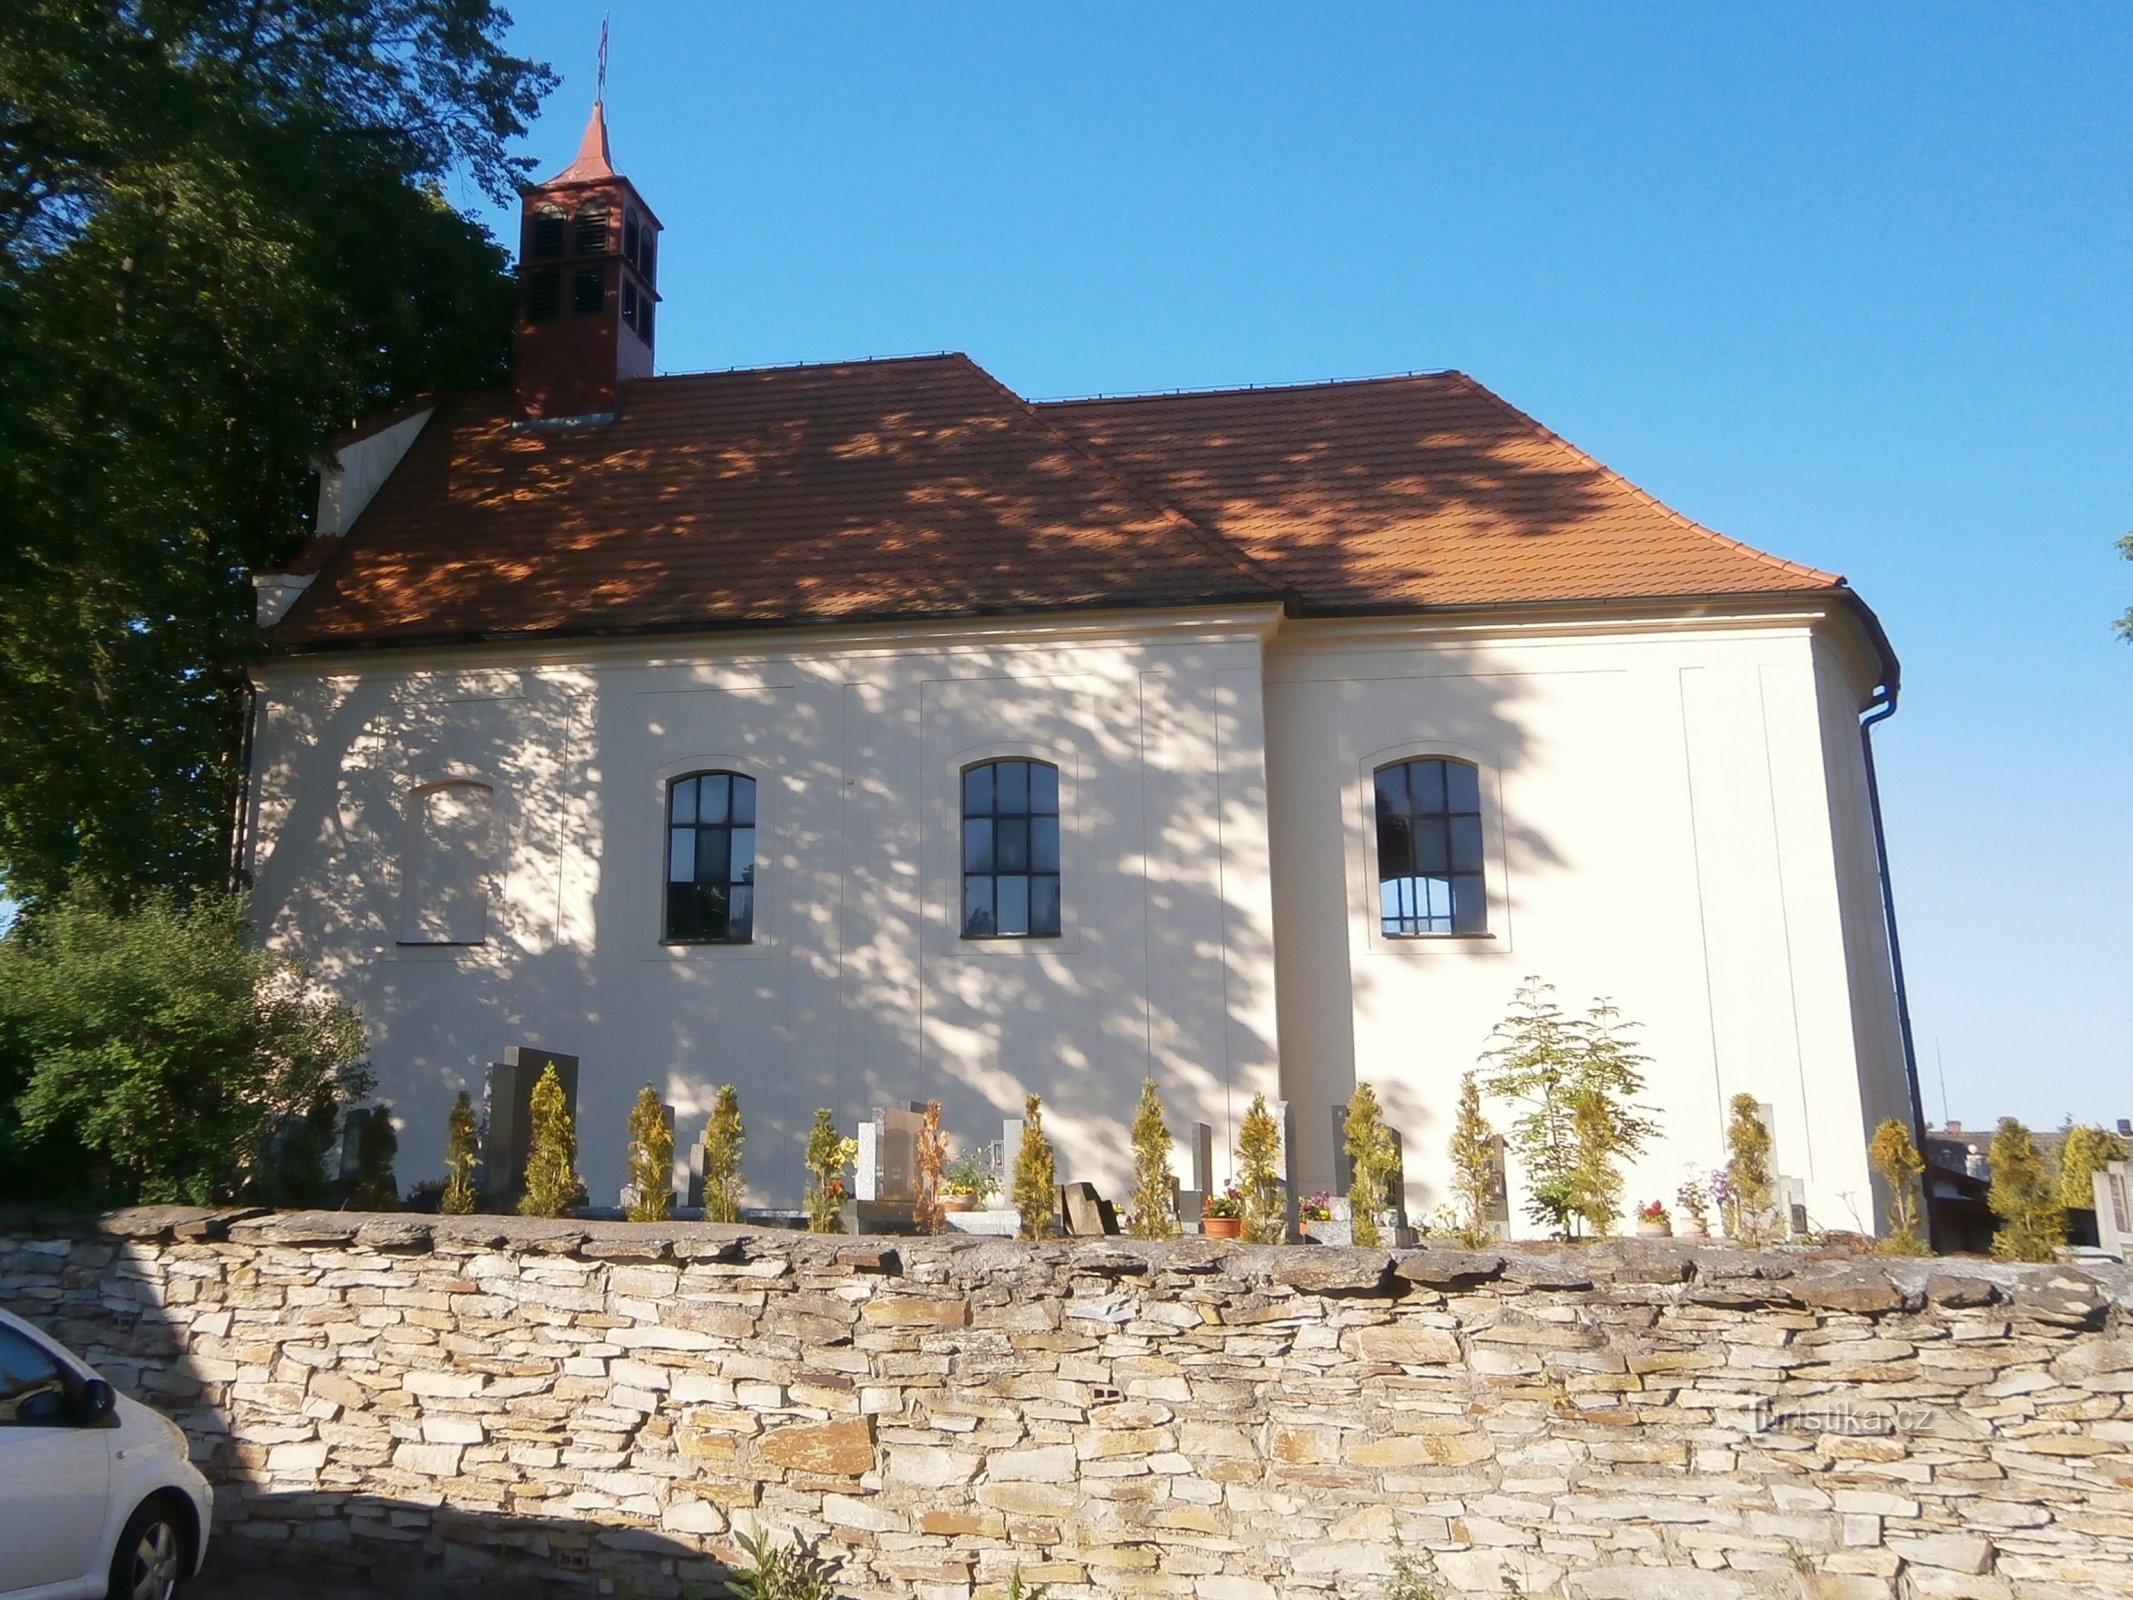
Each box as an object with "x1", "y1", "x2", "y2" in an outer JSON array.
[
  {"x1": 348, "y1": 1104, "x2": 400, "y2": 1210},
  {"x1": 804, "y1": 1109, "x2": 855, "y2": 1234},
  {"x1": 913, "y1": 1099, "x2": 947, "y2": 1236},
  {"x1": 517, "y1": 1062, "x2": 580, "y2": 1219},
  {"x1": 1569, "y1": 1089, "x2": 1623, "y2": 1237},
  {"x1": 441, "y1": 1089, "x2": 479, "y2": 1215},
  {"x1": 1127, "y1": 1078, "x2": 1180, "y2": 1240},
  {"x1": 1343, "y1": 1082, "x2": 1400, "y2": 1248},
  {"x1": 1012, "y1": 1093, "x2": 1058, "y2": 1241},
  {"x1": 1722, "y1": 1093, "x2": 1777, "y2": 1245},
  {"x1": 1988, "y1": 1117, "x2": 2063, "y2": 1262},
  {"x1": 1447, "y1": 1073, "x2": 1498, "y2": 1249},
  {"x1": 700, "y1": 1084, "x2": 745, "y2": 1224},
  {"x1": 626, "y1": 1085, "x2": 673, "y2": 1223},
  {"x1": 1237, "y1": 1092, "x2": 1286, "y2": 1244},
  {"x1": 2057, "y1": 1123, "x2": 2128, "y2": 1213},
  {"x1": 1866, "y1": 1116, "x2": 1929, "y2": 1255}
]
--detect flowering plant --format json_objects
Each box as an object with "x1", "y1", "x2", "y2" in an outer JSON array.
[
  {"x1": 1674, "y1": 1177, "x2": 1712, "y2": 1232},
  {"x1": 1202, "y1": 1183, "x2": 1245, "y2": 1220},
  {"x1": 1300, "y1": 1190, "x2": 1335, "y2": 1222},
  {"x1": 1637, "y1": 1200, "x2": 1669, "y2": 1224}
]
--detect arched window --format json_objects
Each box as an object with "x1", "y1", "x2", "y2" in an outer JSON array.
[
  {"x1": 666, "y1": 772, "x2": 756, "y2": 943},
  {"x1": 1374, "y1": 757, "x2": 1485, "y2": 936},
  {"x1": 404, "y1": 780, "x2": 493, "y2": 944},
  {"x1": 529, "y1": 207, "x2": 565, "y2": 261},
  {"x1": 962, "y1": 759, "x2": 1060, "y2": 939}
]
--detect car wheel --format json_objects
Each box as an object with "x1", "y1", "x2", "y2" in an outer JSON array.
[{"x1": 106, "y1": 1496, "x2": 188, "y2": 1600}]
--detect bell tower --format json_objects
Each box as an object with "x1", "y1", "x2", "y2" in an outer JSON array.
[{"x1": 512, "y1": 101, "x2": 662, "y2": 422}]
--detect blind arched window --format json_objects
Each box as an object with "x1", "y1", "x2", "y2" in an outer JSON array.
[
  {"x1": 666, "y1": 772, "x2": 756, "y2": 943},
  {"x1": 404, "y1": 780, "x2": 493, "y2": 944},
  {"x1": 1374, "y1": 757, "x2": 1485, "y2": 936},
  {"x1": 962, "y1": 759, "x2": 1060, "y2": 939}
]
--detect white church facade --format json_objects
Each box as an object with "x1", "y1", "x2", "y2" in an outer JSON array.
[{"x1": 243, "y1": 106, "x2": 1918, "y2": 1230}]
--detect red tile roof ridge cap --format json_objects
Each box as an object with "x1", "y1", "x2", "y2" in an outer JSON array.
[
  {"x1": 321, "y1": 393, "x2": 441, "y2": 453},
  {"x1": 947, "y1": 353, "x2": 1290, "y2": 601},
  {"x1": 1438, "y1": 370, "x2": 1846, "y2": 591},
  {"x1": 1036, "y1": 367, "x2": 1462, "y2": 407},
  {"x1": 642, "y1": 351, "x2": 966, "y2": 382}
]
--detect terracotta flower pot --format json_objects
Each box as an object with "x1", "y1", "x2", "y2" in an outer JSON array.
[
  {"x1": 1201, "y1": 1215, "x2": 1244, "y2": 1239},
  {"x1": 942, "y1": 1194, "x2": 976, "y2": 1214},
  {"x1": 1637, "y1": 1219, "x2": 1673, "y2": 1237}
]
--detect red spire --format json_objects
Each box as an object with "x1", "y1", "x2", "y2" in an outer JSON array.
[{"x1": 545, "y1": 101, "x2": 615, "y2": 185}]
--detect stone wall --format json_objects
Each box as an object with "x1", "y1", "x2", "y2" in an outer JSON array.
[{"x1": 3, "y1": 1209, "x2": 2131, "y2": 1600}]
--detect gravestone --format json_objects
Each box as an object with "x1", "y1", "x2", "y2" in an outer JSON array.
[
  {"x1": 854, "y1": 1103, "x2": 931, "y2": 1234},
  {"x1": 1061, "y1": 1182, "x2": 1116, "y2": 1237},
  {"x1": 1177, "y1": 1120, "x2": 1213, "y2": 1232},
  {"x1": 1331, "y1": 1100, "x2": 1414, "y2": 1245},
  {"x1": 2094, "y1": 1161, "x2": 2132, "y2": 1262},
  {"x1": 482, "y1": 1047, "x2": 578, "y2": 1211}
]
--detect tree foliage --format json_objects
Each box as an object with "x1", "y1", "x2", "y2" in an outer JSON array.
[
  {"x1": 1447, "y1": 1072, "x2": 1498, "y2": 1249},
  {"x1": 517, "y1": 1062, "x2": 578, "y2": 1219},
  {"x1": 1343, "y1": 1082, "x2": 1399, "y2": 1248},
  {"x1": 0, "y1": 1, "x2": 552, "y2": 907},
  {"x1": 441, "y1": 1088, "x2": 478, "y2": 1214},
  {"x1": 0, "y1": 890, "x2": 369, "y2": 1204},
  {"x1": 1126, "y1": 1077, "x2": 1179, "y2": 1241},
  {"x1": 348, "y1": 1103, "x2": 400, "y2": 1210},
  {"x1": 700, "y1": 1084, "x2": 745, "y2": 1224},
  {"x1": 1012, "y1": 1093, "x2": 1057, "y2": 1241},
  {"x1": 1722, "y1": 1094, "x2": 1778, "y2": 1246},
  {"x1": 1236, "y1": 1092, "x2": 1285, "y2": 1245},
  {"x1": 1987, "y1": 1117, "x2": 2062, "y2": 1263},
  {"x1": 1478, "y1": 979, "x2": 1659, "y2": 1238},
  {"x1": 625, "y1": 1084, "x2": 672, "y2": 1223},
  {"x1": 2116, "y1": 531, "x2": 2133, "y2": 644},
  {"x1": 803, "y1": 1108, "x2": 853, "y2": 1235},
  {"x1": 912, "y1": 1099, "x2": 946, "y2": 1237},
  {"x1": 1866, "y1": 1116, "x2": 1928, "y2": 1256},
  {"x1": 2057, "y1": 1123, "x2": 2127, "y2": 1212}
]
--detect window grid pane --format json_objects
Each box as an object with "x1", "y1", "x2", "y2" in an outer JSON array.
[
  {"x1": 961, "y1": 759, "x2": 1062, "y2": 939},
  {"x1": 665, "y1": 772, "x2": 757, "y2": 943},
  {"x1": 1375, "y1": 758, "x2": 1485, "y2": 938}
]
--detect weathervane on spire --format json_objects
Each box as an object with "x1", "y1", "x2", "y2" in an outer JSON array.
[{"x1": 596, "y1": 12, "x2": 609, "y2": 103}]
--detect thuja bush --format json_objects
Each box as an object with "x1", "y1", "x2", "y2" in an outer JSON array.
[
  {"x1": 0, "y1": 890, "x2": 370, "y2": 1206},
  {"x1": 1988, "y1": 1117, "x2": 2063, "y2": 1262},
  {"x1": 2058, "y1": 1123, "x2": 2128, "y2": 1213},
  {"x1": 1127, "y1": 1078, "x2": 1180, "y2": 1241},
  {"x1": 1344, "y1": 1082, "x2": 1399, "y2": 1247},
  {"x1": 700, "y1": 1084, "x2": 745, "y2": 1224},
  {"x1": 1867, "y1": 1116, "x2": 1929, "y2": 1256},
  {"x1": 1447, "y1": 1073, "x2": 1499, "y2": 1249},
  {"x1": 1723, "y1": 1093, "x2": 1777, "y2": 1245},
  {"x1": 1237, "y1": 1092, "x2": 1285, "y2": 1244},
  {"x1": 803, "y1": 1109, "x2": 855, "y2": 1234},
  {"x1": 441, "y1": 1090, "x2": 479, "y2": 1215},
  {"x1": 1012, "y1": 1093, "x2": 1058, "y2": 1240},
  {"x1": 913, "y1": 1099, "x2": 947, "y2": 1236},
  {"x1": 518, "y1": 1063, "x2": 580, "y2": 1219},
  {"x1": 625, "y1": 1085, "x2": 673, "y2": 1223},
  {"x1": 347, "y1": 1105, "x2": 400, "y2": 1211}
]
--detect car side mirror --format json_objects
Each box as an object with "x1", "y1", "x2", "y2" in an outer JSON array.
[{"x1": 78, "y1": 1378, "x2": 116, "y2": 1424}]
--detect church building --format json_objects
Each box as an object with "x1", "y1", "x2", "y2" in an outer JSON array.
[{"x1": 243, "y1": 104, "x2": 1918, "y2": 1229}]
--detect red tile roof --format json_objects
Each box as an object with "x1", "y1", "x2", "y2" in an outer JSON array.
[
  {"x1": 1041, "y1": 371, "x2": 1842, "y2": 609},
  {"x1": 275, "y1": 355, "x2": 1279, "y2": 645},
  {"x1": 273, "y1": 357, "x2": 1852, "y2": 649}
]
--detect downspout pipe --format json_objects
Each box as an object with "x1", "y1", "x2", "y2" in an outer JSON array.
[{"x1": 1860, "y1": 685, "x2": 1931, "y2": 1242}]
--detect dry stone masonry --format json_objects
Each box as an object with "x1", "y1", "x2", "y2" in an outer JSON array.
[{"x1": 2, "y1": 1209, "x2": 2130, "y2": 1599}]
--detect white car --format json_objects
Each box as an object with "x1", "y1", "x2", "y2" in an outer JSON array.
[{"x1": 0, "y1": 1306, "x2": 212, "y2": 1600}]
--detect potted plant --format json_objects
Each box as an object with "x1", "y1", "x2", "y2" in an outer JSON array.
[
  {"x1": 1298, "y1": 1191, "x2": 1341, "y2": 1244},
  {"x1": 1201, "y1": 1183, "x2": 1245, "y2": 1239},
  {"x1": 1674, "y1": 1176, "x2": 1712, "y2": 1239},
  {"x1": 1636, "y1": 1199, "x2": 1672, "y2": 1237},
  {"x1": 942, "y1": 1149, "x2": 995, "y2": 1213}
]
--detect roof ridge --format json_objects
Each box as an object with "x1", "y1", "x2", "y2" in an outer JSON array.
[
  {"x1": 1037, "y1": 368, "x2": 1461, "y2": 408},
  {"x1": 643, "y1": 352, "x2": 964, "y2": 382},
  {"x1": 1439, "y1": 372, "x2": 1845, "y2": 590},
  {"x1": 949, "y1": 355, "x2": 1291, "y2": 602}
]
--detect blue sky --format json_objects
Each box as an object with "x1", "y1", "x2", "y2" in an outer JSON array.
[{"x1": 466, "y1": 2, "x2": 2132, "y2": 1131}]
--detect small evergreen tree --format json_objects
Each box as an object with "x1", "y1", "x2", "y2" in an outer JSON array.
[
  {"x1": 1866, "y1": 1116, "x2": 1929, "y2": 1256},
  {"x1": 913, "y1": 1099, "x2": 947, "y2": 1236},
  {"x1": 1012, "y1": 1093, "x2": 1058, "y2": 1241},
  {"x1": 1236, "y1": 1092, "x2": 1285, "y2": 1244},
  {"x1": 441, "y1": 1090, "x2": 479, "y2": 1215},
  {"x1": 517, "y1": 1063, "x2": 580, "y2": 1219},
  {"x1": 348, "y1": 1104, "x2": 400, "y2": 1211},
  {"x1": 625, "y1": 1085, "x2": 673, "y2": 1223},
  {"x1": 2057, "y1": 1124, "x2": 2128, "y2": 1213},
  {"x1": 1127, "y1": 1078, "x2": 1180, "y2": 1240},
  {"x1": 700, "y1": 1084, "x2": 745, "y2": 1224},
  {"x1": 804, "y1": 1109, "x2": 855, "y2": 1234},
  {"x1": 1447, "y1": 1073, "x2": 1498, "y2": 1249},
  {"x1": 1988, "y1": 1117, "x2": 2062, "y2": 1262},
  {"x1": 1344, "y1": 1082, "x2": 1399, "y2": 1248},
  {"x1": 1722, "y1": 1093, "x2": 1776, "y2": 1245}
]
